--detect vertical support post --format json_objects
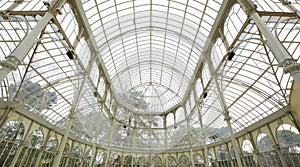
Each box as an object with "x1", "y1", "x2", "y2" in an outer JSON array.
[
  {"x1": 189, "y1": 149, "x2": 194, "y2": 167},
  {"x1": 203, "y1": 146, "x2": 209, "y2": 167},
  {"x1": 204, "y1": 49, "x2": 243, "y2": 166},
  {"x1": 197, "y1": 103, "x2": 209, "y2": 167},
  {"x1": 80, "y1": 144, "x2": 87, "y2": 167},
  {"x1": 223, "y1": 114, "x2": 243, "y2": 167},
  {"x1": 237, "y1": 0, "x2": 300, "y2": 87},
  {"x1": 105, "y1": 149, "x2": 111, "y2": 167},
  {"x1": 165, "y1": 154, "x2": 168, "y2": 167},
  {"x1": 248, "y1": 132, "x2": 263, "y2": 167},
  {"x1": 213, "y1": 147, "x2": 219, "y2": 167},
  {"x1": 266, "y1": 124, "x2": 288, "y2": 167},
  {"x1": 52, "y1": 113, "x2": 74, "y2": 167},
  {"x1": 89, "y1": 139, "x2": 97, "y2": 167},
  {"x1": 164, "y1": 117, "x2": 168, "y2": 152},
  {"x1": 34, "y1": 129, "x2": 53, "y2": 167},
  {"x1": 0, "y1": 0, "x2": 67, "y2": 83}
]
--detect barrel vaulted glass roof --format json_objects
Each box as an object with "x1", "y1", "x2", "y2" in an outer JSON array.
[
  {"x1": 82, "y1": 0, "x2": 217, "y2": 113},
  {"x1": 0, "y1": 0, "x2": 299, "y2": 152}
]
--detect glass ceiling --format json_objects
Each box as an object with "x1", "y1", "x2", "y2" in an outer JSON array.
[
  {"x1": 83, "y1": 0, "x2": 214, "y2": 113},
  {"x1": 0, "y1": 0, "x2": 299, "y2": 153}
]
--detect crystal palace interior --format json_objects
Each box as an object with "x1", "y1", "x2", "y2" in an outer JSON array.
[{"x1": 0, "y1": 0, "x2": 300, "y2": 166}]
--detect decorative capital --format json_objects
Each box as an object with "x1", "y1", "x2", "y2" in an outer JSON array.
[
  {"x1": 282, "y1": 59, "x2": 300, "y2": 75},
  {"x1": 224, "y1": 113, "x2": 231, "y2": 122},
  {"x1": 0, "y1": 55, "x2": 20, "y2": 71},
  {"x1": 69, "y1": 112, "x2": 76, "y2": 119}
]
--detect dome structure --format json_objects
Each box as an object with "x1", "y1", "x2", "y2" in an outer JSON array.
[{"x1": 0, "y1": 0, "x2": 300, "y2": 166}]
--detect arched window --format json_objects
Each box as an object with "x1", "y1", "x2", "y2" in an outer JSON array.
[
  {"x1": 46, "y1": 136, "x2": 59, "y2": 152},
  {"x1": 98, "y1": 77, "x2": 106, "y2": 98},
  {"x1": 84, "y1": 149, "x2": 93, "y2": 166},
  {"x1": 124, "y1": 155, "x2": 133, "y2": 166},
  {"x1": 138, "y1": 156, "x2": 146, "y2": 166},
  {"x1": 0, "y1": 120, "x2": 25, "y2": 165},
  {"x1": 230, "y1": 146, "x2": 236, "y2": 158},
  {"x1": 242, "y1": 139, "x2": 254, "y2": 155},
  {"x1": 111, "y1": 154, "x2": 121, "y2": 166},
  {"x1": 30, "y1": 130, "x2": 44, "y2": 149},
  {"x1": 212, "y1": 38, "x2": 227, "y2": 69},
  {"x1": 176, "y1": 107, "x2": 185, "y2": 123},
  {"x1": 95, "y1": 152, "x2": 106, "y2": 165},
  {"x1": 208, "y1": 151, "x2": 215, "y2": 164},
  {"x1": 277, "y1": 124, "x2": 300, "y2": 147},
  {"x1": 0, "y1": 120, "x2": 24, "y2": 141},
  {"x1": 193, "y1": 154, "x2": 204, "y2": 165},
  {"x1": 63, "y1": 143, "x2": 70, "y2": 154},
  {"x1": 167, "y1": 155, "x2": 177, "y2": 167},
  {"x1": 152, "y1": 116, "x2": 163, "y2": 128},
  {"x1": 57, "y1": 3, "x2": 79, "y2": 44},
  {"x1": 166, "y1": 113, "x2": 175, "y2": 127},
  {"x1": 72, "y1": 146, "x2": 83, "y2": 157},
  {"x1": 152, "y1": 156, "x2": 162, "y2": 166},
  {"x1": 257, "y1": 133, "x2": 273, "y2": 152},
  {"x1": 224, "y1": 4, "x2": 247, "y2": 45},
  {"x1": 178, "y1": 155, "x2": 189, "y2": 166},
  {"x1": 217, "y1": 148, "x2": 229, "y2": 160},
  {"x1": 195, "y1": 78, "x2": 203, "y2": 99}
]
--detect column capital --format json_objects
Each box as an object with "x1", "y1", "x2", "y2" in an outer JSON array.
[
  {"x1": 0, "y1": 56, "x2": 20, "y2": 71},
  {"x1": 69, "y1": 111, "x2": 76, "y2": 119},
  {"x1": 282, "y1": 59, "x2": 300, "y2": 75},
  {"x1": 223, "y1": 113, "x2": 231, "y2": 122},
  {"x1": 237, "y1": 0, "x2": 257, "y2": 16}
]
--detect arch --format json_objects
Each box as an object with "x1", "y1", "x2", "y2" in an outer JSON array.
[
  {"x1": 111, "y1": 154, "x2": 121, "y2": 166},
  {"x1": 257, "y1": 133, "x2": 273, "y2": 152},
  {"x1": 95, "y1": 151, "x2": 106, "y2": 165},
  {"x1": 152, "y1": 156, "x2": 162, "y2": 166},
  {"x1": 124, "y1": 155, "x2": 133, "y2": 166},
  {"x1": 193, "y1": 153, "x2": 204, "y2": 165},
  {"x1": 230, "y1": 146, "x2": 236, "y2": 158},
  {"x1": 224, "y1": 3, "x2": 248, "y2": 45},
  {"x1": 75, "y1": 38, "x2": 91, "y2": 69},
  {"x1": 208, "y1": 151, "x2": 215, "y2": 164},
  {"x1": 46, "y1": 136, "x2": 59, "y2": 152},
  {"x1": 178, "y1": 154, "x2": 189, "y2": 166},
  {"x1": 217, "y1": 148, "x2": 229, "y2": 160},
  {"x1": 84, "y1": 149, "x2": 93, "y2": 166},
  {"x1": 138, "y1": 156, "x2": 146, "y2": 166},
  {"x1": 152, "y1": 116, "x2": 163, "y2": 128},
  {"x1": 242, "y1": 139, "x2": 254, "y2": 155},
  {"x1": 30, "y1": 129, "x2": 44, "y2": 149},
  {"x1": 63, "y1": 142, "x2": 70, "y2": 154},
  {"x1": 98, "y1": 77, "x2": 106, "y2": 98},
  {"x1": 195, "y1": 78, "x2": 203, "y2": 99},
  {"x1": 0, "y1": 120, "x2": 25, "y2": 165},
  {"x1": 0, "y1": 120, "x2": 25, "y2": 141},
  {"x1": 72, "y1": 145, "x2": 83, "y2": 157},
  {"x1": 276, "y1": 123, "x2": 300, "y2": 147},
  {"x1": 166, "y1": 113, "x2": 175, "y2": 127},
  {"x1": 211, "y1": 38, "x2": 227, "y2": 69},
  {"x1": 57, "y1": 3, "x2": 79, "y2": 44},
  {"x1": 185, "y1": 98, "x2": 191, "y2": 116},
  {"x1": 116, "y1": 106, "x2": 125, "y2": 121},
  {"x1": 190, "y1": 90, "x2": 195, "y2": 111},
  {"x1": 176, "y1": 107, "x2": 185, "y2": 123},
  {"x1": 167, "y1": 155, "x2": 177, "y2": 167}
]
